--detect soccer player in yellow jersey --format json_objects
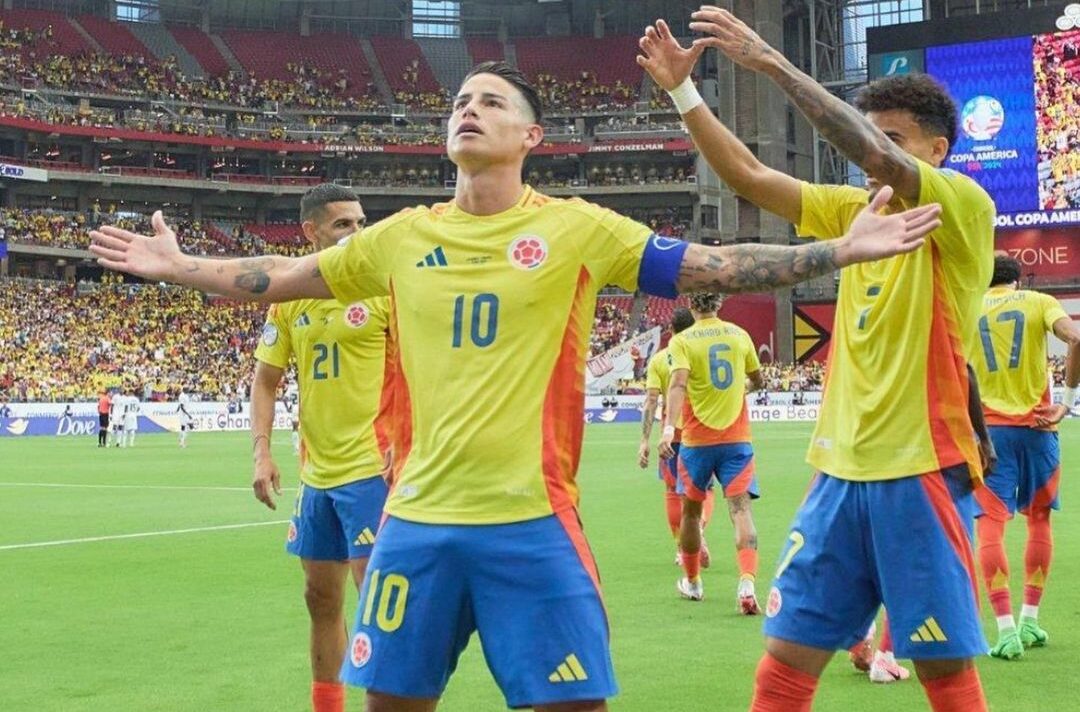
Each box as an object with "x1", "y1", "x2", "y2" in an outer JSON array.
[
  {"x1": 639, "y1": 10, "x2": 993, "y2": 711},
  {"x1": 659, "y1": 292, "x2": 765, "y2": 609},
  {"x1": 249, "y1": 184, "x2": 393, "y2": 712},
  {"x1": 90, "y1": 60, "x2": 941, "y2": 712},
  {"x1": 639, "y1": 307, "x2": 718, "y2": 564},
  {"x1": 971, "y1": 254, "x2": 1080, "y2": 661}
]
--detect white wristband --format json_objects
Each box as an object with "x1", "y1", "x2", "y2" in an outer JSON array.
[
  {"x1": 666, "y1": 77, "x2": 703, "y2": 115},
  {"x1": 1065, "y1": 386, "x2": 1077, "y2": 410},
  {"x1": 662, "y1": 425, "x2": 676, "y2": 439}
]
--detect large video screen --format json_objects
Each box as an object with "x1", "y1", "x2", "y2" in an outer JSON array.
[{"x1": 918, "y1": 27, "x2": 1080, "y2": 228}]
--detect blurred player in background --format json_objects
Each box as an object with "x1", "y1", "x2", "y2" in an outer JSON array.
[
  {"x1": 97, "y1": 390, "x2": 111, "y2": 447},
  {"x1": 640, "y1": 306, "x2": 718, "y2": 566},
  {"x1": 177, "y1": 389, "x2": 194, "y2": 448},
  {"x1": 249, "y1": 184, "x2": 393, "y2": 712},
  {"x1": 972, "y1": 254, "x2": 1080, "y2": 660},
  {"x1": 638, "y1": 10, "x2": 992, "y2": 710},
  {"x1": 122, "y1": 388, "x2": 140, "y2": 448},
  {"x1": 91, "y1": 59, "x2": 939, "y2": 712},
  {"x1": 659, "y1": 292, "x2": 765, "y2": 608}
]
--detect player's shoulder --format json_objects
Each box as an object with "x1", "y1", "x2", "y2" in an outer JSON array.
[
  {"x1": 924, "y1": 163, "x2": 993, "y2": 210},
  {"x1": 801, "y1": 180, "x2": 868, "y2": 206}
]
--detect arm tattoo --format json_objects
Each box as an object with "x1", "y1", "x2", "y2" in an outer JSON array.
[
  {"x1": 768, "y1": 62, "x2": 913, "y2": 185},
  {"x1": 678, "y1": 242, "x2": 839, "y2": 294},
  {"x1": 728, "y1": 493, "x2": 752, "y2": 515},
  {"x1": 641, "y1": 399, "x2": 656, "y2": 438},
  {"x1": 310, "y1": 265, "x2": 321, "y2": 278},
  {"x1": 183, "y1": 259, "x2": 200, "y2": 273},
  {"x1": 234, "y1": 257, "x2": 275, "y2": 295}
]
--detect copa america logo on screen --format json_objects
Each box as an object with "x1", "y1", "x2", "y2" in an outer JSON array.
[
  {"x1": 960, "y1": 96, "x2": 1005, "y2": 142},
  {"x1": 1056, "y1": 4, "x2": 1080, "y2": 30}
]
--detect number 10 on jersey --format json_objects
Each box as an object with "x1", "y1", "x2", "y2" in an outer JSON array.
[{"x1": 452, "y1": 293, "x2": 499, "y2": 348}]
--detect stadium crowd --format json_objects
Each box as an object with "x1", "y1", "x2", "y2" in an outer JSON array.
[
  {"x1": 0, "y1": 277, "x2": 267, "y2": 402},
  {"x1": 1034, "y1": 29, "x2": 1080, "y2": 210}
]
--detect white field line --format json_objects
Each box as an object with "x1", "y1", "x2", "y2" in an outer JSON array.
[
  {"x1": 0, "y1": 482, "x2": 296, "y2": 492},
  {"x1": 0, "y1": 519, "x2": 289, "y2": 552}
]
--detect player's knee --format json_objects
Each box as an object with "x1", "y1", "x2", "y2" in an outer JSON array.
[
  {"x1": 912, "y1": 657, "x2": 974, "y2": 681},
  {"x1": 303, "y1": 579, "x2": 345, "y2": 620},
  {"x1": 534, "y1": 700, "x2": 607, "y2": 712},
  {"x1": 735, "y1": 529, "x2": 758, "y2": 551},
  {"x1": 364, "y1": 691, "x2": 439, "y2": 712},
  {"x1": 1027, "y1": 507, "x2": 1052, "y2": 523}
]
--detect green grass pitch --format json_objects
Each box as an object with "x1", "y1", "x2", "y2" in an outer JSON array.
[{"x1": 2, "y1": 422, "x2": 1077, "y2": 711}]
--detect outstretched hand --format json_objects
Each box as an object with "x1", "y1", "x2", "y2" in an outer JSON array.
[
  {"x1": 841, "y1": 186, "x2": 940, "y2": 265},
  {"x1": 89, "y1": 210, "x2": 185, "y2": 282},
  {"x1": 636, "y1": 18, "x2": 705, "y2": 92},
  {"x1": 689, "y1": 6, "x2": 777, "y2": 72}
]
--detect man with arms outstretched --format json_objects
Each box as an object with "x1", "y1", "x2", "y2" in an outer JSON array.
[
  {"x1": 90, "y1": 61, "x2": 939, "y2": 712},
  {"x1": 637, "y1": 9, "x2": 993, "y2": 710}
]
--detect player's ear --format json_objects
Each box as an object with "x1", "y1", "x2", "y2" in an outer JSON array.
[
  {"x1": 300, "y1": 220, "x2": 319, "y2": 247},
  {"x1": 524, "y1": 122, "x2": 544, "y2": 151},
  {"x1": 930, "y1": 135, "x2": 949, "y2": 165}
]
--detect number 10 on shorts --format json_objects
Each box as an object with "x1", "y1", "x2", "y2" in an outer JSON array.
[{"x1": 361, "y1": 569, "x2": 410, "y2": 632}]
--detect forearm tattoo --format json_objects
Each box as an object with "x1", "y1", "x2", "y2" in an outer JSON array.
[
  {"x1": 678, "y1": 242, "x2": 839, "y2": 294},
  {"x1": 234, "y1": 257, "x2": 275, "y2": 294}
]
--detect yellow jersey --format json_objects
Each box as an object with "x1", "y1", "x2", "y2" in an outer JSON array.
[
  {"x1": 972, "y1": 287, "x2": 1068, "y2": 428},
  {"x1": 254, "y1": 297, "x2": 393, "y2": 489},
  {"x1": 318, "y1": 186, "x2": 654, "y2": 524},
  {"x1": 798, "y1": 160, "x2": 994, "y2": 481},
  {"x1": 667, "y1": 317, "x2": 759, "y2": 446},
  {"x1": 645, "y1": 346, "x2": 684, "y2": 437}
]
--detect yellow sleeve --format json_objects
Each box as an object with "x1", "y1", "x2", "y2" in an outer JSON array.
[
  {"x1": 317, "y1": 216, "x2": 403, "y2": 304},
  {"x1": 910, "y1": 160, "x2": 996, "y2": 267},
  {"x1": 254, "y1": 303, "x2": 293, "y2": 369},
  {"x1": 796, "y1": 182, "x2": 868, "y2": 239},
  {"x1": 645, "y1": 352, "x2": 663, "y2": 391},
  {"x1": 668, "y1": 335, "x2": 690, "y2": 372},
  {"x1": 744, "y1": 331, "x2": 761, "y2": 373},
  {"x1": 1042, "y1": 293, "x2": 1069, "y2": 332},
  {"x1": 568, "y1": 199, "x2": 654, "y2": 290}
]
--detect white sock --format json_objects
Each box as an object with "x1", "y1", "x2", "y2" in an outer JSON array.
[
  {"x1": 1021, "y1": 604, "x2": 1039, "y2": 621},
  {"x1": 996, "y1": 614, "x2": 1017, "y2": 632},
  {"x1": 292, "y1": 431, "x2": 300, "y2": 451},
  {"x1": 179, "y1": 432, "x2": 187, "y2": 446}
]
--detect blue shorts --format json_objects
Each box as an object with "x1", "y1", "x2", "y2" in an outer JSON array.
[
  {"x1": 978, "y1": 426, "x2": 1060, "y2": 518},
  {"x1": 286, "y1": 477, "x2": 389, "y2": 561},
  {"x1": 658, "y1": 441, "x2": 684, "y2": 495},
  {"x1": 763, "y1": 466, "x2": 987, "y2": 660},
  {"x1": 677, "y1": 442, "x2": 758, "y2": 503},
  {"x1": 342, "y1": 513, "x2": 616, "y2": 708}
]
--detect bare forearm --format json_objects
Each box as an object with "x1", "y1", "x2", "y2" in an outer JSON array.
[
  {"x1": 665, "y1": 386, "x2": 686, "y2": 429},
  {"x1": 677, "y1": 241, "x2": 842, "y2": 294},
  {"x1": 641, "y1": 396, "x2": 658, "y2": 439},
  {"x1": 172, "y1": 253, "x2": 330, "y2": 303},
  {"x1": 760, "y1": 55, "x2": 917, "y2": 197},
  {"x1": 1067, "y1": 343, "x2": 1080, "y2": 389},
  {"x1": 966, "y1": 365, "x2": 990, "y2": 442},
  {"x1": 250, "y1": 365, "x2": 282, "y2": 459}
]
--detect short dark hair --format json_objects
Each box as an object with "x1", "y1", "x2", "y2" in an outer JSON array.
[
  {"x1": 300, "y1": 184, "x2": 360, "y2": 223},
  {"x1": 990, "y1": 254, "x2": 1022, "y2": 287},
  {"x1": 462, "y1": 61, "x2": 543, "y2": 124},
  {"x1": 854, "y1": 74, "x2": 958, "y2": 153},
  {"x1": 688, "y1": 292, "x2": 721, "y2": 315},
  {"x1": 671, "y1": 307, "x2": 695, "y2": 335}
]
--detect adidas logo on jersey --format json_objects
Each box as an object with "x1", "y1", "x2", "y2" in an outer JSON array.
[
  {"x1": 547, "y1": 654, "x2": 588, "y2": 683},
  {"x1": 294, "y1": 313, "x2": 311, "y2": 328},
  {"x1": 909, "y1": 617, "x2": 948, "y2": 643},
  {"x1": 354, "y1": 528, "x2": 376, "y2": 546},
  {"x1": 415, "y1": 246, "x2": 448, "y2": 267}
]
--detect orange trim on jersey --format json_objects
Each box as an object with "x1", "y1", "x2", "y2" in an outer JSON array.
[
  {"x1": 723, "y1": 457, "x2": 756, "y2": 498},
  {"x1": 555, "y1": 509, "x2": 607, "y2": 616},
  {"x1": 539, "y1": 267, "x2": 590, "y2": 513},
  {"x1": 386, "y1": 286, "x2": 412, "y2": 489},
  {"x1": 983, "y1": 386, "x2": 1054, "y2": 430},
  {"x1": 681, "y1": 401, "x2": 752, "y2": 447},
  {"x1": 920, "y1": 471, "x2": 980, "y2": 608},
  {"x1": 677, "y1": 458, "x2": 710, "y2": 503},
  {"x1": 373, "y1": 331, "x2": 396, "y2": 456},
  {"x1": 925, "y1": 250, "x2": 980, "y2": 479},
  {"x1": 974, "y1": 484, "x2": 1011, "y2": 522}
]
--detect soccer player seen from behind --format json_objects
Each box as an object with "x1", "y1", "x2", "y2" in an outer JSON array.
[
  {"x1": 658, "y1": 292, "x2": 764, "y2": 609},
  {"x1": 249, "y1": 184, "x2": 393, "y2": 712},
  {"x1": 971, "y1": 254, "x2": 1080, "y2": 661},
  {"x1": 177, "y1": 389, "x2": 194, "y2": 448},
  {"x1": 639, "y1": 307, "x2": 719, "y2": 567},
  {"x1": 638, "y1": 10, "x2": 993, "y2": 710},
  {"x1": 90, "y1": 59, "x2": 942, "y2": 712}
]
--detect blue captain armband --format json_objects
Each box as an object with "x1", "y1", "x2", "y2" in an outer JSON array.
[{"x1": 637, "y1": 234, "x2": 690, "y2": 299}]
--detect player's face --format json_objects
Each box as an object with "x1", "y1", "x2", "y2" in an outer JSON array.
[
  {"x1": 447, "y1": 73, "x2": 542, "y2": 170},
  {"x1": 307, "y1": 201, "x2": 366, "y2": 250},
  {"x1": 865, "y1": 109, "x2": 949, "y2": 191}
]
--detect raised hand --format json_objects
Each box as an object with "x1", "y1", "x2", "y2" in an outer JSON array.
[
  {"x1": 89, "y1": 210, "x2": 189, "y2": 282},
  {"x1": 689, "y1": 6, "x2": 777, "y2": 72},
  {"x1": 842, "y1": 186, "x2": 940, "y2": 264},
  {"x1": 636, "y1": 18, "x2": 704, "y2": 92}
]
